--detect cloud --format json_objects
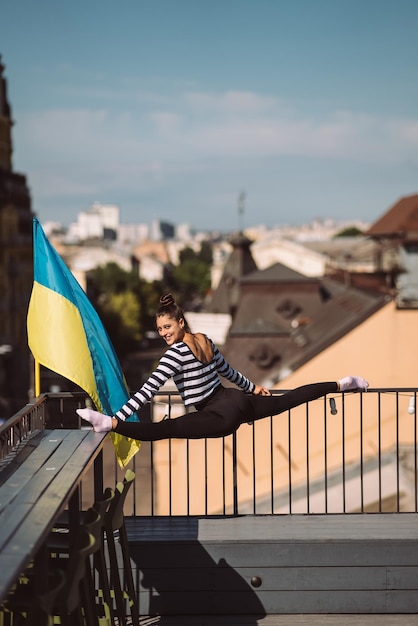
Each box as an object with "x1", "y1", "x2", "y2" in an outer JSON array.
[
  {"x1": 184, "y1": 90, "x2": 279, "y2": 114},
  {"x1": 15, "y1": 89, "x2": 418, "y2": 167},
  {"x1": 12, "y1": 87, "x2": 418, "y2": 226}
]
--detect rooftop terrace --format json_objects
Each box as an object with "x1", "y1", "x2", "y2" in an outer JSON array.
[{"x1": 1, "y1": 387, "x2": 418, "y2": 624}]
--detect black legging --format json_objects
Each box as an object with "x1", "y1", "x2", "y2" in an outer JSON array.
[{"x1": 114, "y1": 382, "x2": 337, "y2": 441}]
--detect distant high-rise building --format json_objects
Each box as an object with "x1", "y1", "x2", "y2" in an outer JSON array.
[
  {"x1": 118, "y1": 222, "x2": 149, "y2": 244},
  {"x1": 68, "y1": 202, "x2": 120, "y2": 241},
  {"x1": 0, "y1": 55, "x2": 34, "y2": 415},
  {"x1": 92, "y1": 202, "x2": 119, "y2": 240},
  {"x1": 176, "y1": 223, "x2": 192, "y2": 241},
  {"x1": 150, "y1": 219, "x2": 175, "y2": 241}
]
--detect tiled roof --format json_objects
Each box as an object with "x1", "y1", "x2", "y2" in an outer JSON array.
[
  {"x1": 222, "y1": 273, "x2": 387, "y2": 386},
  {"x1": 303, "y1": 237, "x2": 378, "y2": 264},
  {"x1": 241, "y1": 262, "x2": 317, "y2": 284},
  {"x1": 366, "y1": 194, "x2": 418, "y2": 237}
]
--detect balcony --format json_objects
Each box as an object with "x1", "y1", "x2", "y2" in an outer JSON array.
[{"x1": 1, "y1": 388, "x2": 418, "y2": 624}]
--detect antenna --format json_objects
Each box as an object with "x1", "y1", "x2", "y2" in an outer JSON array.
[{"x1": 238, "y1": 191, "x2": 246, "y2": 233}]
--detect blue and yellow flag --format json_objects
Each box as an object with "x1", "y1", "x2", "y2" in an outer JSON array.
[{"x1": 27, "y1": 217, "x2": 140, "y2": 467}]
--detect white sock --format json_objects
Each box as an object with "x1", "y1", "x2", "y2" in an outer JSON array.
[
  {"x1": 76, "y1": 408, "x2": 113, "y2": 433},
  {"x1": 338, "y1": 376, "x2": 369, "y2": 392}
]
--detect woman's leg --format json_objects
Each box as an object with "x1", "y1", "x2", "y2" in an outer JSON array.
[
  {"x1": 78, "y1": 392, "x2": 244, "y2": 440},
  {"x1": 78, "y1": 378, "x2": 367, "y2": 439},
  {"x1": 115, "y1": 382, "x2": 338, "y2": 438},
  {"x1": 112, "y1": 383, "x2": 337, "y2": 439},
  {"x1": 244, "y1": 382, "x2": 338, "y2": 423},
  {"x1": 113, "y1": 407, "x2": 240, "y2": 441}
]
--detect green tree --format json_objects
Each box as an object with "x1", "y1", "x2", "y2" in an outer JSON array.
[
  {"x1": 166, "y1": 243, "x2": 213, "y2": 306},
  {"x1": 89, "y1": 262, "x2": 138, "y2": 294},
  {"x1": 95, "y1": 292, "x2": 141, "y2": 358},
  {"x1": 334, "y1": 226, "x2": 364, "y2": 237},
  {"x1": 87, "y1": 263, "x2": 162, "y2": 357}
]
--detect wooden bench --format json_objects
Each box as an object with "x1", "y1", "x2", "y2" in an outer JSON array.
[{"x1": 0, "y1": 428, "x2": 107, "y2": 602}]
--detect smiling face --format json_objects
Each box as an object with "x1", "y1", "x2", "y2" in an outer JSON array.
[{"x1": 156, "y1": 313, "x2": 186, "y2": 346}]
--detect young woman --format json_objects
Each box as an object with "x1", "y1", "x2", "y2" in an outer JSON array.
[{"x1": 77, "y1": 293, "x2": 369, "y2": 440}]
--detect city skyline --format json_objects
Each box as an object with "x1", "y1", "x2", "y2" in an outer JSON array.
[{"x1": 1, "y1": 0, "x2": 418, "y2": 231}]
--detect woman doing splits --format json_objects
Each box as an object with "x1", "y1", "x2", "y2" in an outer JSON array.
[{"x1": 77, "y1": 293, "x2": 369, "y2": 440}]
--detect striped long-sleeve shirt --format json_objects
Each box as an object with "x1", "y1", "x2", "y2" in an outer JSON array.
[{"x1": 115, "y1": 337, "x2": 255, "y2": 421}]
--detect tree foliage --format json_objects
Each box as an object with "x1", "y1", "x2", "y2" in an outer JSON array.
[
  {"x1": 87, "y1": 241, "x2": 213, "y2": 356},
  {"x1": 87, "y1": 262, "x2": 162, "y2": 357},
  {"x1": 334, "y1": 226, "x2": 364, "y2": 238},
  {"x1": 165, "y1": 243, "x2": 213, "y2": 306}
]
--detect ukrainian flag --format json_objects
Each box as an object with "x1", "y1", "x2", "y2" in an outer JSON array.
[{"x1": 27, "y1": 217, "x2": 140, "y2": 467}]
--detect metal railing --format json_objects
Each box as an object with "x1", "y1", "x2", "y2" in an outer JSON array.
[
  {"x1": 0, "y1": 396, "x2": 46, "y2": 467},
  {"x1": 1, "y1": 388, "x2": 418, "y2": 516}
]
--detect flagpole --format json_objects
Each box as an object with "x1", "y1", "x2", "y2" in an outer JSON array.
[{"x1": 34, "y1": 359, "x2": 40, "y2": 397}]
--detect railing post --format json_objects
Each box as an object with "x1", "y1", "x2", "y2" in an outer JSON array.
[{"x1": 232, "y1": 430, "x2": 238, "y2": 515}]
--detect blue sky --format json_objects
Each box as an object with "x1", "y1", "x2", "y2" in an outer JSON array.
[{"x1": 1, "y1": 0, "x2": 418, "y2": 232}]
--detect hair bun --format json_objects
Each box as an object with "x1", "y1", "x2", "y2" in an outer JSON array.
[{"x1": 160, "y1": 293, "x2": 175, "y2": 307}]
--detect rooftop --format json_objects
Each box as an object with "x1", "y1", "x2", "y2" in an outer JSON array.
[{"x1": 366, "y1": 193, "x2": 418, "y2": 238}]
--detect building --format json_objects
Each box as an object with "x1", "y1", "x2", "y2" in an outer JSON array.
[
  {"x1": 365, "y1": 193, "x2": 418, "y2": 308},
  {"x1": 206, "y1": 232, "x2": 258, "y2": 317},
  {"x1": 0, "y1": 56, "x2": 34, "y2": 416},
  {"x1": 147, "y1": 196, "x2": 418, "y2": 515},
  {"x1": 66, "y1": 202, "x2": 120, "y2": 242},
  {"x1": 150, "y1": 219, "x2": 175, "y2": 241}
]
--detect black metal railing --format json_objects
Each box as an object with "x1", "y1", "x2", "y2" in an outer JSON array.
[
  {"x1": 1, "y1": 388, "x2": 418, "y2": 516},
  {"x1": 0, "y1": 396, "x2": 45, "y2": 468}
]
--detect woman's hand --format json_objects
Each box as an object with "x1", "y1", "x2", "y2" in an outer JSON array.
[{"x1": 253, "y1": 385, "x2": 271, "y2": 396}]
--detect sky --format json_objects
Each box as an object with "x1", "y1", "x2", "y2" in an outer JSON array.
[{"x1": 1, "y1": 0, "x2": 418, "y2": 233}]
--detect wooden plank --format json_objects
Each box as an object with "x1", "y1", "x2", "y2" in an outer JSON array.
[
  {"x1": 127, "y1": 514, "x2": 418, "y2": 541},
  {"x1": 387, "y1": 566, "x2": 418, "y2": 589},
  {"x1": 129, "y1": 540, "x2": 418, "y2": 568},
  {"x1": 133, "y1": 555, "x2": 418, "y2": 590},
  {"x1": 0, "y1": 431, "x2": 93, "y2": 551},
  {"x1": 0, "y1": 431, "x2": 68, "y2": 509},
  {"x1": 16, "y1": 430, "x2": 94, "y2": 501},
  {"x1": 54, "y1": 429, "x2": 106, "y2": 487},
  {"x1": 5, "y1": 433, "x2": 106, "y2": 553},
  {"x1": 137, "y1": 566, "x2": 389, "y2": 592},
  {"x1": 0, "y1": 431, "x2": 106, "y2": 548},
  {"x1": 0, "y1": 432, "x2": 82, "y2": 550},
  {"x1": 0, "y1": 430, "x2": 102, "y2": 511},
  {"x1": 0, "y1": 503, "x2": 32, "y2": 551},
  {"x1": 0, "y1": 431, "x2": 51, "y2": 487},
  {"x1": 0, "y1": 431, "x2": 85, "y2": 550},
  {"x1": 137, "y1": 589, "x2": 418, "y2": 615},
  {"x1": 202, "y1": 541, "x2": 418, "y2": 568},
  {"x1": 0, "y1": 429, "x2": 106, "y2": 602}
]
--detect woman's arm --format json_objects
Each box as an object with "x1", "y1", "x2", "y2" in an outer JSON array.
[
  {"x1": 212, "y1": 343, "x2": 256, "y2": 393},
  {"x1": 114, "y1": 348, "x2": 181, "y2": 420}
]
